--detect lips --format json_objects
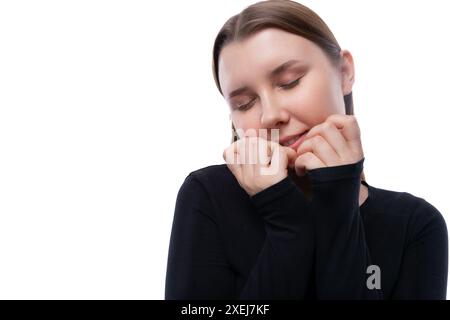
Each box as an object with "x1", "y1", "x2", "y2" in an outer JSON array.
[
  {"x1": 280, "y1": 130, "x2": 309, "y2": 150},
  {"x1": 282, "y1": 134, "x2": 303, "y2": 146}
]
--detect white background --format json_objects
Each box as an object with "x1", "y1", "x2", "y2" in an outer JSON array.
[{"x1": 0, "y1": 0, "x2": 449, "y2": 299}]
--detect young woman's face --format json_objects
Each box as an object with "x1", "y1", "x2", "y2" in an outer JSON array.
[{"x1": 218, "y1": 28, "x2": 355, "y2": 143}]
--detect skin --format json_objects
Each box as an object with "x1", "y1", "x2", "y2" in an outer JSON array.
[{"x1": 220, "y1": 28, "x2": 368, "y2": 206}]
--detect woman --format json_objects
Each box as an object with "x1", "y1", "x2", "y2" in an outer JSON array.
[{"x1": 165, "y1": 0, "x2": 448, "y2": 299}]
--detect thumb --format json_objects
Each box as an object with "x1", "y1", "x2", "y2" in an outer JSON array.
[{"x1": 283, "y1": 146, "x2": 298, "y2": 169}]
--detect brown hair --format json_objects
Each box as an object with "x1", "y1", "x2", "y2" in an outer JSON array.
[{"x1": 212, "y1": 0, "x2": 365, "y2": 181}]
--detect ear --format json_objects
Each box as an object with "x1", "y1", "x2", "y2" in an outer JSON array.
[{"x1": 340, "y1": 49, "x2": 355, "y2": 95}]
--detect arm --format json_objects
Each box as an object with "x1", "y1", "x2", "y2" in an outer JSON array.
[
  {"x1": 308, "y1": 158, "x2": 384, "y2": 299},
  {"x1": 165, "y1": 174, "x2": 235, "y2": 299},
  {"x1": 390, "y1": 200, "x2": 448, "y2": 299},
  {"x1": 241, "y1": 175, "x2": 314, "y2": 299}
]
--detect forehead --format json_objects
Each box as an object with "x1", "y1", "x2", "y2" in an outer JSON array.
[{"x1": 218, "y1": 28, "x2": 325, "y2": 96}]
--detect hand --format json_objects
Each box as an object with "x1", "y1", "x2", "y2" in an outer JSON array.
[
  {"x1": 294, "y1": 114, "x2": 364, "y2": 177},
  {"x1": 223, "y1": 135, "x2": 297, "y2": 196}
]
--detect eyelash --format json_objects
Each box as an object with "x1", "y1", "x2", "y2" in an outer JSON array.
[{"x1": 235, "y1": 77, "x2": 302, "y2": 111}]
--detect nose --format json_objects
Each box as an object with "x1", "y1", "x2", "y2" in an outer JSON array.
[{"x1": 259, "y1": 91, "x2": 289, "y2": 128}]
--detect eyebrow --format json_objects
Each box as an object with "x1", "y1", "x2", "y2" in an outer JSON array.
[{"x1": 226, "y1": 59, "x2": 303, "y2": 100}]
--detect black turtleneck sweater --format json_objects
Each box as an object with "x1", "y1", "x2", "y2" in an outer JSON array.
[{"x1": 165, "y1": 158, "x2": 448, "y2": 299}]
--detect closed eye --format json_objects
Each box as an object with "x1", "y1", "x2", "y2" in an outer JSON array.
[
  {"x1": 235, "y1": 77, "x2": 302, "y2": 111},
  {"x1": 279, "y1": 77, "x2": 302, "y2": 89}
]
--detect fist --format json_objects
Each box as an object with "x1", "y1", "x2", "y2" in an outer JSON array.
[
  {"x1": 223, "y1": 136, "x2": 297, "y2": 196},
  {"x1": 294, "y1": 114, "x2": 364, "y2": 177}
]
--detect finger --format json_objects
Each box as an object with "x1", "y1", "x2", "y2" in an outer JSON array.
[
  {"x1": 294, "y1": 152, "x2": 325, "y2": 177},
  {"x1": 256, "y1": 137, "x2": 271, "y2": 166},
  {"x1": 223, "y1": 145, "x2": 243, "y2": 178},
  {"x1": 230, "y1": 140, "x2": 241, "y2": 163},
  {"x1": 325, "y1": 114, "x2": 364, "y2": 160},
  {"x1": 243, "y1": 127, "x2": 258, "y2": 163},
  {"x1": 236, "y1": 138, "x2": 248, "y2": 165},
  {"x1": 238, "y1": 137, "x2": 251, "y2": 167},
  {"x1": 297, "y1": 135, "x2": 340, "y2": 166},
  {"x1": 230, "y1": 139, "x2": 247, "y2": 165},
  {"x1": 284, "y1": 146, "x2": 298, "y2": 169},
  {"x1": 268, "y1": 141, "x2": 295, "y2": 170},
  {"x1": 266, "y1": 141, "x2": 282, "y2": 174},
  {"x1": 223, "y1": 144, "x2": 238, "y2": 165},
  {"x1": 303, "y1": 120, "x2": 348, "y2": 158},
  {"x1": 239, "y1": 137, "x2": 259, "y2": 181},
  {"x1": 324, "y1": 114, "x2": 361, "y2": 142},
  {"x1": 245, "y1": 137, "x2": 257, "y2": 165}
]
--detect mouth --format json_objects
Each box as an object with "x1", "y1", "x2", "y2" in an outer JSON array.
[{"x1": 280, "y1": 130, "x2": 309, "y2": 150}]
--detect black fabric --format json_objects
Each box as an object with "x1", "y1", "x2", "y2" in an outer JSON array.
[{"x1": 165, "y1": 158, "x2": 448, "y2": 299}]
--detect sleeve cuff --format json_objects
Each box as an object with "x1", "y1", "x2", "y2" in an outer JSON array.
[
  {"x1": 249, "y1": 175, "x2": 300, "y2": 209},
  {"x1": 307, "y1": 157, "x2": 365, "y2": 184}
]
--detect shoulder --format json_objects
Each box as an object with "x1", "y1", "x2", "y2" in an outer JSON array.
[
  {"x1": 181, "y1": 164, "x2": 237, "y2": 194},
  {"x1": 401, "y1": 191, "x2": 448, "y2": 244},
  {"x1": 188, "y1": 164, "x2": 234, "y2": 184},
  {"x1": 367, "y1": 184, "x2": 448, "y2": 243},
  {"x1": 176, "y1": 164, "x2": 248, "y2": 211},
  {"x1": 173, "y1": 165, "x2": 229, "y2": 222},
  {"x1": 177, "y1": 164, "x2": 227, "y2": 197}
]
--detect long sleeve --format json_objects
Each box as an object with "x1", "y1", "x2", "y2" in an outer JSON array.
[
  {"x1": 241, "y1": 175, "x2": 314, "y2": 299},
  {"x1": 307, "y1": 158, "x2": 383, "y2": 299},
  {"x1": 165, "y1": 174, "x2": 235, "y2": 299},
  {"x1": 166, "y1": 161, "x2": 448, "y2": 300},
  {"x1": 390, "y1": 199, "x2": 448, "y2": 299}
]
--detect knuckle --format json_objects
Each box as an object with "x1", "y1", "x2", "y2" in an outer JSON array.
[
  {"x1": 348, "y1": 115, "x2": 357, "y2": 123},
  {"x1": 296, "y1": 151, "x2": 309, "y2": 161},
  {"x1": 323, "y1": 120, "x2": 333, "y2": 129},
  {"x1": 312, "y1": 135, "x2": 322, "y2": 146},
  {"x1": 304, "y1": 151, "x2": 315, "y2": 161},
  {"x1": 327, "y1": 113, "x2": 339, "y2": 122},
  {"x1": 237, "y1": 140, "x2": 245, "y2": 151}
]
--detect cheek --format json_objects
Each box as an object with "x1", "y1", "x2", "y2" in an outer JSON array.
[
  {"x1": 318, "y1": 71, "x2": 346, "y2": 114},
  {"x1": 231, "y1": 113, "x2": 262, "y2": 135},
  {"x1": 288, "y1": 83, "x2": 332, "y2": 123},
  {"x1": 297, "y1": 75, "x2": 343, "y2": 120}
]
